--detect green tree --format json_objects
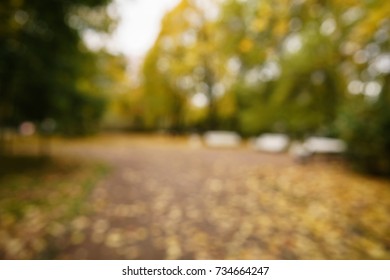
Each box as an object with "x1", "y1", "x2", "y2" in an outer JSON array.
[
  {"x1": 335, "y1": 0, "x2": 390, "y2": 175},
  {"x1": 0, "y1": 0, "x2": 115, "y2": 147}
]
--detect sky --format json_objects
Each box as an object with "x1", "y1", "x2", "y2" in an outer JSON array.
[{"x1": 105, "y1": 0, "x2": 181, "y2": 58}]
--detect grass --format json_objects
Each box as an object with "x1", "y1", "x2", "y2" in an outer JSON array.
[{"x1": 0, "y1": 154, "x2": 109, "y2": 259}]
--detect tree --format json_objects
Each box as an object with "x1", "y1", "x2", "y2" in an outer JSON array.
[
  {"x1": 140, "y1": 0, "x2": 226, "y2": 132},
  {"x1": 0, "y1": 0, "x2": 115, "y2": 149},
  {"x1": 335, "y1": 0, "x2": 390, "y2": 175},
  {"x1": 136, "y1": 0, "x2": 390, "y2": 173}
]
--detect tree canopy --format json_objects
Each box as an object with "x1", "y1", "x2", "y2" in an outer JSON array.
[
  {"x1": 135, "y1": 0, "x2": 387, "y2": 136},
  {"x1": 128, "y1": 0, "x2": 390, "y2": 174},
  {"x1": 0, "y1": 0, "x2": 118, "y2": 138}
]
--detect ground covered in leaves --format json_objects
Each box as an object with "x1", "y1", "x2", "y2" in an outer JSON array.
[
  {"x1": 0, "y1": 153, "x2": 108, "y2": 259},
  {"x1": 1, "y1": 134, "x2": 390, "y2": 259}
]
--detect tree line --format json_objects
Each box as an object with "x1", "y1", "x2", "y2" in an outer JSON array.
[
  {"x1": 132, "y1": 0, "x2": 389, "y2": 174},
  {"x1": 1, "y1": 0, "x2": 389, "y2": 175}
]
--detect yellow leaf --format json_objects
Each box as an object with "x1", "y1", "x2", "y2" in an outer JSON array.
[{"x1": 239, "y1": 38, "x2": 254, "y2": 53}]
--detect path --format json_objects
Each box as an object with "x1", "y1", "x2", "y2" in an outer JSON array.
[{"x1": 53, "y1": 135, "x2": 390, "y2": 259}]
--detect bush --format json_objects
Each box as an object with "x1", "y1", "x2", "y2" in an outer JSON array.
[{"x1": 337, "y1": 95, "x2": 390, "y2": 176}]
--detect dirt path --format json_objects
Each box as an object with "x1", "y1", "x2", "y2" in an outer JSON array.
[{"x1": 53, "y1": 135, "x2": 390, "y2": 259}]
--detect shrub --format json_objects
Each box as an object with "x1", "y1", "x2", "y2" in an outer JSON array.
[{"x1": 337, "y1": 95, "x2": 390, "y2": 176}]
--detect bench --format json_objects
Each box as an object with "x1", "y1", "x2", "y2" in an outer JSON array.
[
  {"x1": 304, "y1": 137, "x2": 346, "y2": 154},
  {"x1": 252, "y1": 133, "x2": 290, "y2": 153},
  {"x1": 289, "y1": 137, "x2": 347, "y2": 162},
  {"x1": 203, "y1": 131, "x2": 241, "y2": 148}
]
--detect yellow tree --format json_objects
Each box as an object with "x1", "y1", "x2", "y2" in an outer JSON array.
[{"x1": 141, "y1": 0, "x2": 227, "y2": 131}]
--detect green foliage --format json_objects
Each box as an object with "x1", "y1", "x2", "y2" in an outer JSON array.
[
  {"x1": 337, "y1": 86, "x2": 390, "y2": 176},
  {"x1": 0, "y1": 0, "x2": 115, "y2": 137}
]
